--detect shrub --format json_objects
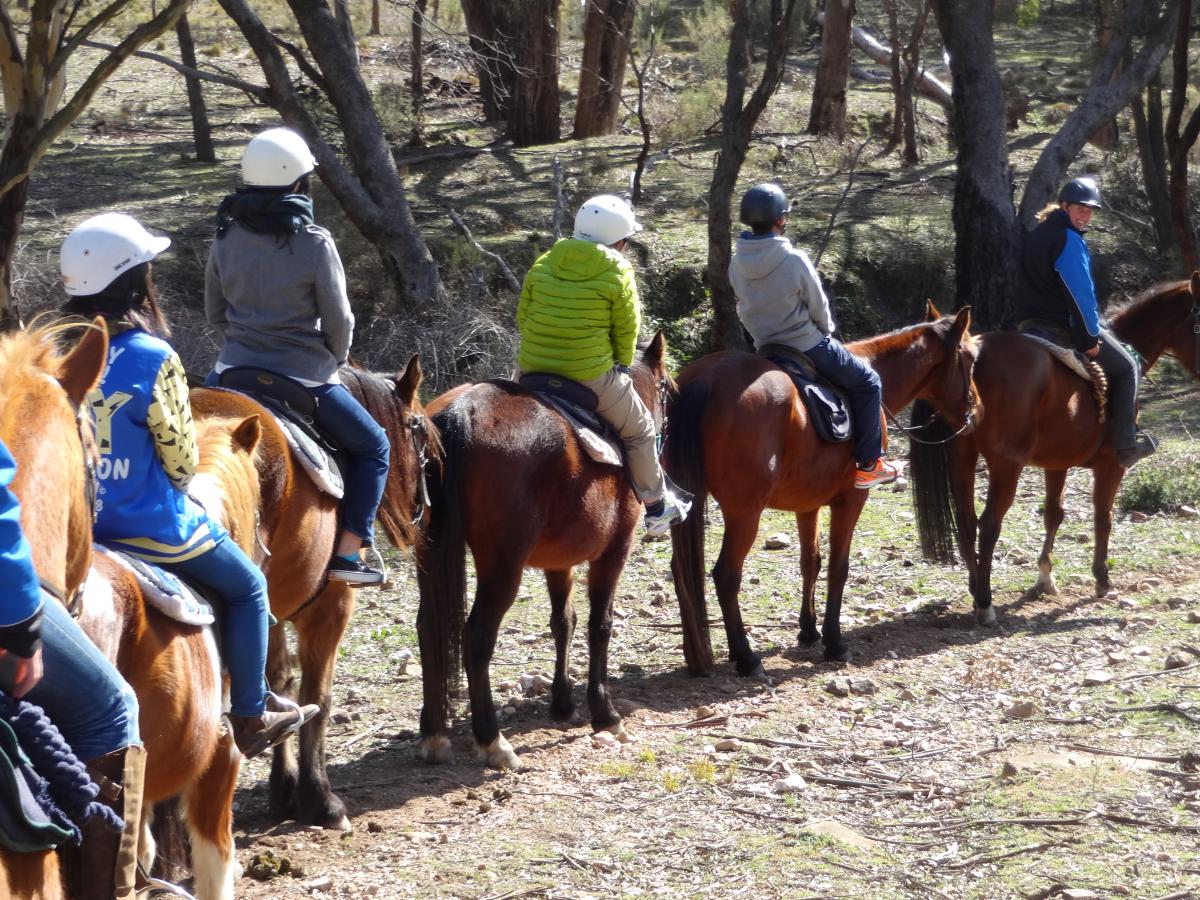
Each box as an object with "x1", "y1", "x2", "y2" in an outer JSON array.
[{"x1": 1119, "y1": 446, "x2": 1200, "y2": 513}]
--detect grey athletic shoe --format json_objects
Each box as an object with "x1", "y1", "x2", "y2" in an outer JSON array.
[{"x1": 644, "y1": 490, "x2": 692, "y2": 536}]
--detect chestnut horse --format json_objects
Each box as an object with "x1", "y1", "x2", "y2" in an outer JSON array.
[
  {"x1": 911, "y1": 274, "x2": 1200, "y2": 617},
  {"x1": 188, "y1": 359, "x2": 433, "y2": 829},
  {"x1": 417, "y1": 335, "x2": 672, "y2": 770},
  {"x1": 667, "y1": 306, "x2": 979, "y2": 672},
  {"x1": 0, "y1": 324, "x2": 264, "y2": 899}
]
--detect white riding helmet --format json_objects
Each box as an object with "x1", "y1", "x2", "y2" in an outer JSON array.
[
  {"x1": 573, "y1": 195, "x2": 643, "y2": 246},
  {"x1": 242, "y1": 127, "x2": 317, "y2": 188},
  {"x1": 61, "y1": 213, "x2": 170, "y2": 297}
]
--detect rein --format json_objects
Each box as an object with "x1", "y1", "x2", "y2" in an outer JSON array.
[
  {"x1": 408, "y1": 411, "x2": 431, "y2": 526},
  {"x1": 1193, "y1": 294, "x2": 1200, "y2": 377},
  {"x1": 882, "y1": 344, "x2": 978, "y2": 446}
]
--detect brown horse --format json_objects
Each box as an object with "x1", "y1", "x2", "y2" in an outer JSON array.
[
  {"x1": 667, "y1": 306, "x2": 979, "y2": 673},
  {"x1": 416, "y1": 335, "x2": 672, "y2": 770},
  {"x1": 188, "y1": 359, "x2": 434, "y2": 829},
  {"x1": 0, "y1": 324, "x2": 264, "y2": 899},
  {"x1": 911, "y1": 275, "x2": 1200, "y2": 616}
]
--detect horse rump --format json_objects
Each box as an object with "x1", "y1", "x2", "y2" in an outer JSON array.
[{"x1": 908, "y1": 399, "x2": 960, "y2": 565}]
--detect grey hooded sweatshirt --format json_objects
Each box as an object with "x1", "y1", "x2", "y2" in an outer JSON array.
[{"x1": 729, "y1": 234, "x2": 834, "y2": 353}]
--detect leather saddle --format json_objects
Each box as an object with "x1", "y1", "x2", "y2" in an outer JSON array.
[
  {"x1": 216, "y1": 367, "x2": 345, "y2": 498},
  {"x1": 757, "y1": 344, "x2": 852, "y2": 444},
  {"x1": 516, "y1": 373, "x2": 624, "y2": 467},
  {"x1": 1016, "y1": 322, "x2": 1108, "y2": 423}
]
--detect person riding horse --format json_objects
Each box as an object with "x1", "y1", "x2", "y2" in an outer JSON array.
[
  {"x1": 1015, "y1": 176, "x2": 1157, "y2": 469},
  {"x1": 730, "y1": 183, "x2": 898, "y2": 489},
  {"x1": 0, "y1": 436, "x2": 142, "y2": 900},
  {"x1": 204, "y1": 126, "x2": 391, "y2": 585},
  {"x1": 516, "y1": 194, "x2": 691, "y2": 535},
  {"x1": 61, "y1": 212, "x2": 320, "y2": 763}
]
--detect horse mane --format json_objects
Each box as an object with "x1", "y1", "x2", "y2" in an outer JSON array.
[
  {"x1": 1108, "y1": 279, "x2": 1190, "y2": 317},
  {"x1": 194, "y1": 417, "x2": 261, "y2": 547},
  {"x1": 339, "y1": 367, "x2": 442, "y2": 551},
  {"x1": 848, "y1": 314, "x2": 976, "y2": 363},
  {"x1": 0, "y1": 321, "x2": 72, "y2": 385}
]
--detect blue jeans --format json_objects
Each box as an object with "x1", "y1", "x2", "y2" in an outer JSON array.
[
  {"x1": 309, "y1": 383, "x2": 390, "y2": 545},
  {"x1": 165, "y1": 536, "x2": 269, "y2": 718},
  {"x1": 26, "y1": 599, "x2": 140, "y2": 760},
  {"x1": 804, "y1": 336, "x2": 885, "y2": 468}
]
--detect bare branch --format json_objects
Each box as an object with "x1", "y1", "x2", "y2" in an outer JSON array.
[
  {"x1": 79, "y1": 38, "x2": 269, "y2": 99},
  {"x1": 448, "y1": 208, "x2": 522, "y2": 294},
  {"x1": 48, "y1": 0, "x2": 133, "y2": 83}
]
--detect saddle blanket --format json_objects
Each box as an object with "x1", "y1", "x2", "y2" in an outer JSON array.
[
  {"x1": 267, "y1": 408, "x2": 345, "y2": 499},
  {"x1": 93, "y1": 545, "x2": 215, "y2": 626},
  {"x1": 757, "y1": 344, "x2": 852, "y2": 444}
]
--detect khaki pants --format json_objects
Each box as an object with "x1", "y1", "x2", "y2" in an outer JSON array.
[{"x1": 517, "y1": 366, "x2": 665, "y2": 503}]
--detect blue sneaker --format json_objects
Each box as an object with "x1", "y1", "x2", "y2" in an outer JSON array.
[{"x1": 644, "y1": 490, "x2": 692, "y2": 536}]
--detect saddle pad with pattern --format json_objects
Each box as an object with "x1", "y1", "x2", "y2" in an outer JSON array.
[
  {"x1": 1020, "y1": 334, "x2": 1108, "y2": 423},
  {"x1": 215, "y1": 371, "x2": 345, "y2": 499},
  {"x1": 515, "y1": 375, "x2": 624, "y2": 467},
  {"x1": 95, "y1": 545, "x2": 215, "y2": 626},
  {"x1": 757, "y1": 344, "x2": 852, "y2": 444}
]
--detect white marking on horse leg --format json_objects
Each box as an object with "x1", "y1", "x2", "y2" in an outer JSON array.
[
  {"x1": 975, "y1": 604, "x2": 997, "y2": 626},
  {"x1": 1035, "y1": 560, "x2": 1058, "y2": 596},
  {"x1": 419, "y1": 735, "x2": 455, "y2": 765},
  {"x1": 189, "y1": 832, "x2": 235, "y2": 900},
  {"x1": 598, "y1": 722, "x2": 630, "y2": 743},
  {"x1": 477, "y1": 735, "x2": 521, "y2": 770},
  {"x1": 139, "y1": 804, "x2": 157, "y2": 874}
]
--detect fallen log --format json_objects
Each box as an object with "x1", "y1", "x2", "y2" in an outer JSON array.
[{"x1": 815, "y1": 12, "x2": 953, "y2": 109}]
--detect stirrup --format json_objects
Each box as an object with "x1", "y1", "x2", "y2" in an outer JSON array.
[{"x1": 137, "y1": 868, "x2": 198, "y2": 899}]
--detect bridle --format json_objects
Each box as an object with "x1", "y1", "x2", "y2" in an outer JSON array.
[
  {"x1": 654, "y1": 374, "x2": 671, "y2": 457},
  {"x1": 1191, "y1": 293, "x2": 1200, "y2": 378},
  {"x1": 884, "y1": 341, "x2": 979, "y2": 446},
  {"x1": 407, "y1": 410, "x2": 431, "y2": 525}
]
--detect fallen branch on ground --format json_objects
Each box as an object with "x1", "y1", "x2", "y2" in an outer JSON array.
[
  {"x1": 939, "y1": 839, "x2": 1069, "y2": 870},
  {"x1": 1105, "y1": 702, "x2": 1200, "y2": 726},
  {"x1": 448, "y1": 209, "x2": 522, "y2": 294}
]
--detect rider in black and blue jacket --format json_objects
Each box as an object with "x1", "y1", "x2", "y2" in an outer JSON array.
[{"x1": 1015, "y1": 177, "x2": 1157, "y2": 469}]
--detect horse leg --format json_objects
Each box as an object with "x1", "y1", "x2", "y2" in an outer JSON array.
[
  {"x1": 796, "y1": 510, "x2": 821, "y2": 647},
  {"x1": 1091, "y1": 462, "x2": 1123, "y2": 596},
  {"x1": 975, "y1": 460, "x2": 1023, "y2": 625},
  {"x1": 465, "y1": 561, "x2": 526, "y2": 769},
  {"x1": 584, "y1": 542, "x2": 635, "y2": 738},
  {"x1": 821, "y1": 491, "x2": 869, "y2": 662},
  {"x1": 711, "y1": 508, "x2": 765, "y2": 677},
  {"x1": 1035, "y1": 470, "x2": 1068, "y2": 596},
  {"x1": 279, "y1": 583, "x2": 355, "y2": 830},
  {"x1": 545, "y1": 567, "x2": 578, "y2": 722},
  {"x1": 950, "y1": 443, "x2": 982, "y2": 601},
  {"x1": 179, "y1": 738, "x2": 240, "y2": 900},
  {"x1": 264, "y1": 623, "x2": 300, "y2": 820}
]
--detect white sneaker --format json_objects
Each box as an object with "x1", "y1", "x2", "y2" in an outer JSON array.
[{"x1": 644, "y1": 491, "x2": 692, "y2": 536}]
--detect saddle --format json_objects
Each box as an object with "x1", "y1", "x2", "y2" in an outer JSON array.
[
  {"x1": 1016, "y1": 323, "x2": 1108, "y2": 423},
  {"x1": 93, "y1": 546, "x2": 215, "y2": 626},
  {"x1": 516, "y1": 373, "x2": 624, "y2": 467},
  {"x1": 757, "y1": 344, "x2": 852, "y2": 444},
  {"x1": 216, "y1": 367, "x2": 345, "y2": 498}
]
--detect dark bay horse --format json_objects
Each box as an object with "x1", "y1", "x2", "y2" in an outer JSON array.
[
  {"x1": 0, "y1": 324, "x2": 265, "y2": 899},
  {"x1": 417, "y1": 335, "x2": 672, "y2": 770},
  {"x1": 667, "y1": 305, "x2": 979, "y2": 673},
  {"x1": 911, "y1": 274, "x2": 1200, "y2": 618},
  {"x1": 188, "y1": 359, "x2": 433, "y2": 830}
]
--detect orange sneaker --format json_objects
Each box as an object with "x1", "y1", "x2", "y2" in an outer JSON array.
[{"x1": 854, "y1": 458, "x2": 898, "y2": 489}]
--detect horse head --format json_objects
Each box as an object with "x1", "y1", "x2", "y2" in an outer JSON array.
[
  {"x1": 0, "y1": 321, "x2": 107, "y2": 603},
  {"x1": 922, "y1": 301, "x2": 981, "y2": 433}
]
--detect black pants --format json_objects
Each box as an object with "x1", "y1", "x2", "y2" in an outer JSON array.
[{"x1": 1094, "y1": 328, "x2": 1139, "y2": 451}]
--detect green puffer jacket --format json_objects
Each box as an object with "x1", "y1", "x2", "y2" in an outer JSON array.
[{"x1": 517, "y1": 238, "x2": 641, "y2": 382}]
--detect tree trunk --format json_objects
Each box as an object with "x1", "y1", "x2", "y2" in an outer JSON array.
[
  {"x1": 807, "y1": 0, "x2": 855, "y2": 138},
  {"x1": 459, "y1": 0, "x2": 513, "y2": 122},
  {"x1": 573, "y1": 0, "x2": 635, "y2": 139},
  {"x1": 505, "y1": 0, "x2": 561, "y2": 146},
  {"x1": 410, "y1": 0, "x2": 428, "y2": 146},
  {"x1": 931, "y1": 0, "x2": 1019, "y2": 328},
  {"x1": 175, "y1": 14, "x2": 215, "y2": 162},
  {"x1": 1131, "y1": 85, "x2": 1174, "y2": 252},
  {"x1": 885, "y1": 0, "x2": 903, "y2": 149},
  {"x1": 1091, "y1": 0, "x2": 1121, "y2": 149},
  {"x1": 1164, "y1": 0, "x2": 1198, "y2": 272},
  {"x1": 218, "y1": 0, "x2": 445, "y2": 308},
  {"x1": 370, "y1": 0, "x2": 380, "y2": 35},
  {"x1": 628, "y1": 29, "x2": 656, "y2": 205},
  {"x1": 899, "y1": 1, "x2": 931, "y2": 165},
  {"x1": 709, "y1": 0, "x2": 799, "y2": 350}
]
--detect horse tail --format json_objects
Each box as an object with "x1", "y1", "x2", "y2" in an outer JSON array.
[
  {"x1": 664, "y1": 379, "x2": 715, "y2": 675},
  {"x1": 415, "y1": 401, "x2": 469, "y2": 737},
  {"x1": 908, "y1": 399, "x2": 959, "y2": 565}
]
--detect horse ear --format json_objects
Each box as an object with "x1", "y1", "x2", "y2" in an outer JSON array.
[
  {"x1": 950, "y1": 305, "x2": 972, "y2": 342},
  {"x1": 58, "y1": 319, "x2": 108, "y2": 407},
  {"x1": 644, "y1": 331, "x2": 667, "y2": 372},
  {"x1": 925, "y1": 300, "x2": 942, "y2": 322},
  {"x1": 394, "y1": 354, "x2": 422, "y2": 407},
  {"x1": 231, "y1": 415, "x2": 262, "y2": 455}
]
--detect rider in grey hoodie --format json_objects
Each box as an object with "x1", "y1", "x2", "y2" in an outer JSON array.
[{"x1": 729, "y1": 183, "x2": 897, "y2": 489}]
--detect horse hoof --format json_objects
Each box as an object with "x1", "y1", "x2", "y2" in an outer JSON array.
[
  {"x1": 1034, "y1": 575, "x2": 1058, "y2": 596},
  {"x1": 419, "y1": 735, "x2": 455, "y2": 765},
  {"x1": 735, "y1": 657, "x2": 764, "y2": 678},
  {"x1": 822, "y1": 646, "x2": 851, "y2": 663},
  {"x1": 599, "y1": 722, "x2": 631, "y2": 744},
  {"x1": 975, "y1": 605, "x2": 997, "y2": 627},
  {"x1": 797, "y1": 630, "x2": 820, "y2": 648},
  {"x1": 549, "y1": 702, "x2": 576, "y2": 723},
  {"x1": 478, "y1": 735, "x2": 522, "y2": 770},
  {"x1": 333, "y1": 815, "x2": 352, "y2": 833}
]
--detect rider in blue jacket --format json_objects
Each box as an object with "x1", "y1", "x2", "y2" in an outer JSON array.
[
  {"x1": 1016, "y1": 177, "x2": 1157, "y2": 468},
  {"x1": 0, "y1": 436, "x2": 142, "y2": 899}
]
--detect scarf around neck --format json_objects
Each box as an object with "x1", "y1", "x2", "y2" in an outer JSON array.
[{"x1": 216, "y1": 190, "x2": 315, "y2": 238}]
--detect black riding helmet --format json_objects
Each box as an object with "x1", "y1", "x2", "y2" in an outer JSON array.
[
  {"x1": 739, "y1": 183, "x2": 789, "y2": 226},
  {"x1": 1059, "y1": 177, "x2": 1103, "y2": 209}
]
